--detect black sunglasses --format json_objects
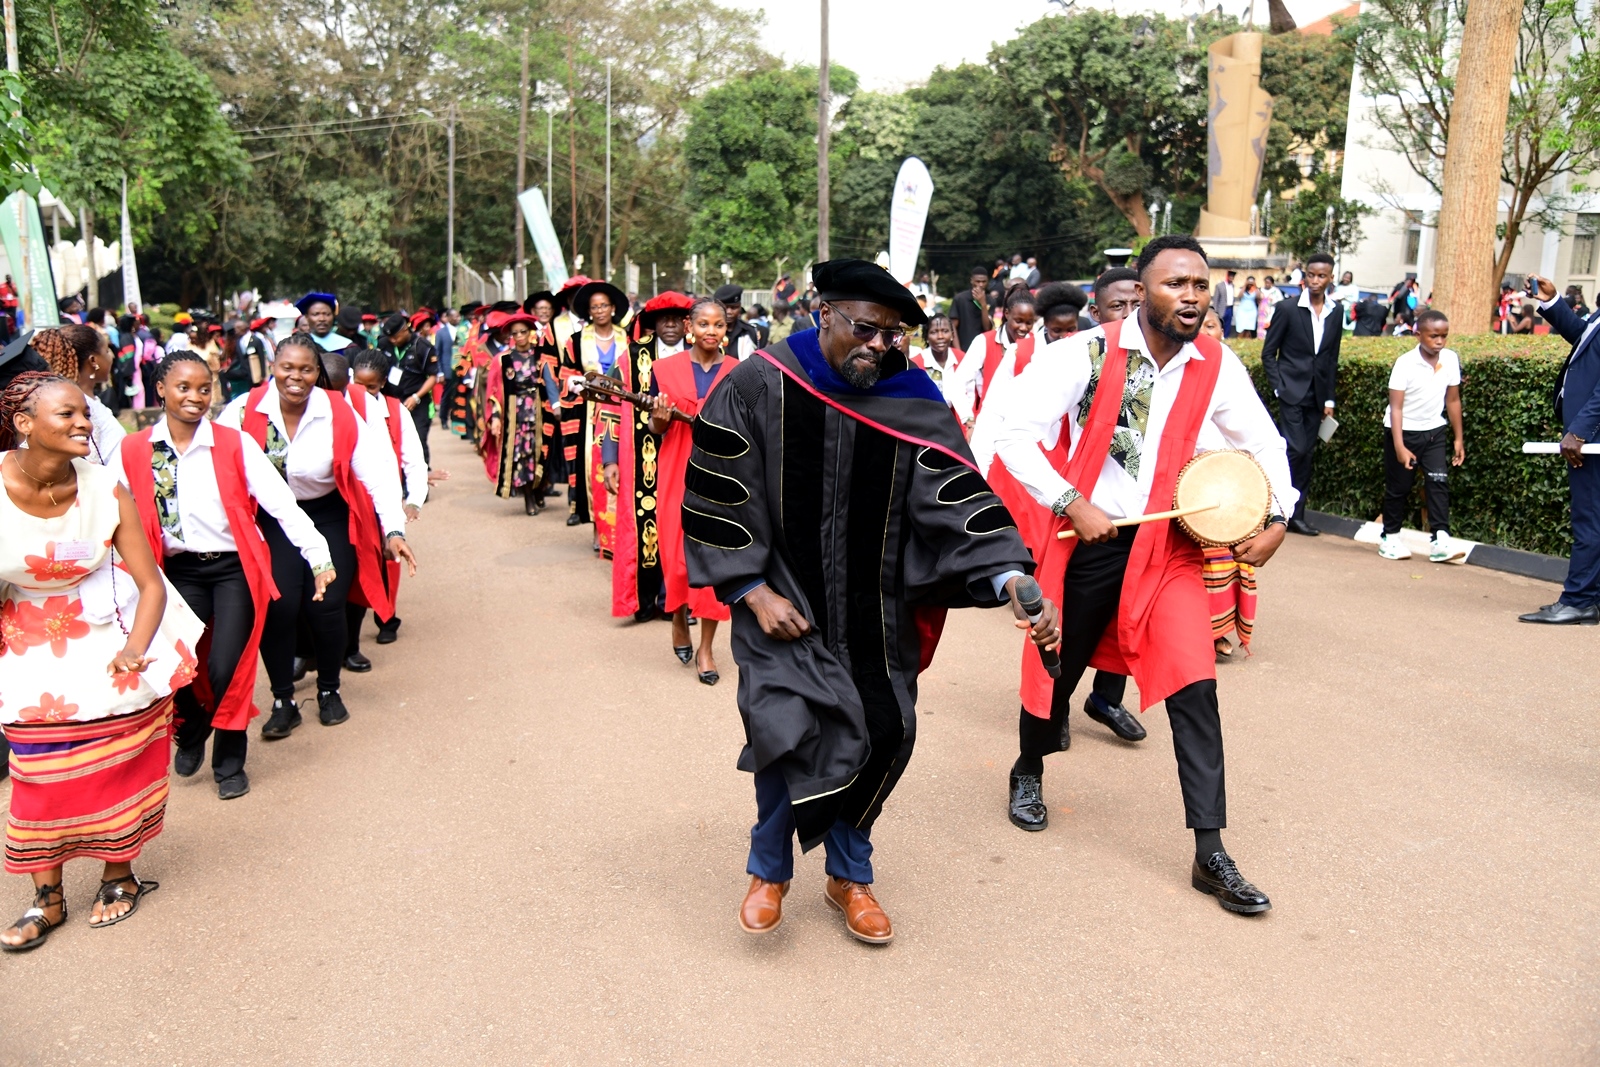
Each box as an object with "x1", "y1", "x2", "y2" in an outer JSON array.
[{"x1": 824, "y1": 302, "x2": 907, "y2": 347}]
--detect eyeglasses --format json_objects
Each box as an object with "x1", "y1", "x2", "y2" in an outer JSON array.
[{"x1": 824, "y1": 303, "x2": 907, "y2": 347}]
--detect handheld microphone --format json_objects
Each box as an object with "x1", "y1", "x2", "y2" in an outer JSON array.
[{"x1": 1012, "y1": 575, "x2": 1061, "y2": 679}]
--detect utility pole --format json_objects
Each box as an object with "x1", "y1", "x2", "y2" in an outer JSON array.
[
  {"x1": 605, "y1": 58, "x2": 613, "y2": 283},
  {"x1": 515, "y1": 29, "x2": 530, "y2": 300},
  {"x1": 1432, "y1": 0, "x2": 1520, "y2": 333},
  {"x1": 546, "y1": 110, "x2": 553, "y2": 218},
  {"x1": 566, "y1": 26, "x2": 578, "y2": 266},
  {"x1": 817, "y1": 0, "x2": 830, "y2": 262},
  {"x1": 446, "y1": 102, "x2": 456, "y2": 308}
]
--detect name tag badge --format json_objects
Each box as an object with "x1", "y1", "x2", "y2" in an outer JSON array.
[
  {"x1": 53, "y1": 540, "x2": 94, "y2": 561},
  {"x1": 387, "y1": 365, "x2": 403, "y2": 386}
]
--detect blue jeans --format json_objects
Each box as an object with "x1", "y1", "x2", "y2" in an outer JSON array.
[{"x1": 748, "y1": 765, "x2": 874, "y2": 884}]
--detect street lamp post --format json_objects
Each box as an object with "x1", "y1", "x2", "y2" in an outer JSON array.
[
  {"x1": 446, "y1": 101, "x2": 456, "y2": 308},
  {"x1": 605, "y1": 59, "x2": 613, "y2": 283},
  {"x1": 817, "y1": 0, "x2": 830, "y2": 262}
]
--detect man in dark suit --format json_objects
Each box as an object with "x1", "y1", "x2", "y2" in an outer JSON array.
[
  {"x1": 1521, "y1": 275, "x2": 1600, "y2": 623},
  {"x1": 1261, "y1": 251, "x2": 1341, "y2": 535}
]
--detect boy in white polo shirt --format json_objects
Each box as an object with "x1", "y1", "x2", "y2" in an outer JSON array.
[{"x1": 1380, "y1": 308, "x2": 1465, "y2": 562}]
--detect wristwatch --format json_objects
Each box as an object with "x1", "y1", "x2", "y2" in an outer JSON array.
[
  {"x1": 384, "y1": 530, "x2": 406, "y2": 543},
  {"x1": 1265, "y1": 514, "x2": 1287, "y2": 530},
  {"x1": 1050, "y1": 487, "x2": 1082, "y2": 517}
]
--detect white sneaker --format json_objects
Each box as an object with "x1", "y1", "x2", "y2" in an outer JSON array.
[
  {"x1": 1429, "y1": 534, "x2": 1467, "y2": 563},
  {"x1": 1378, "y1": 534, "x2": 1412, "y2": 560}
]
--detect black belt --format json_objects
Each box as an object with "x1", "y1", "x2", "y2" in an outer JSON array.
[{"x1": 167, "y1": 549, "x2": 238, "y2": 562}]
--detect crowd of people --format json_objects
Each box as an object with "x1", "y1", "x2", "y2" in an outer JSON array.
[{"x1": 1, "y1": 232, "x2": 1592, "y2": 954}]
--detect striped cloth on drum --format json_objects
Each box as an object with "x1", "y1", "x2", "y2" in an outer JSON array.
[
  {"x1": 3, "y1": 696, "x2": 175, "y2": 873},
  {"x1": 1202, "y1": 547, "x2": 1258, "y2": 648}
]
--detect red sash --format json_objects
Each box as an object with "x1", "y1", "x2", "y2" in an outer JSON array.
[
  {"x1": 240, "y1": 383, "x2": 392, "y2": 618},
  {"x1": 653, "y1": 353, "x2": 735, "y2": 621},
  {"x1": 1020, "y1": 320, "x2": 1223, "y2": 715},
  {"x1": 121, "y1": 424, "x2": 279, "y2": 731},
  {"x1": 345, "y1": 388, "x2": 405, "y2": 608}
]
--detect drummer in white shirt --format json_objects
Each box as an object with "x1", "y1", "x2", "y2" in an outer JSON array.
[{"x1": 216, "y1": 333, "x2": 415, "y2": 739}]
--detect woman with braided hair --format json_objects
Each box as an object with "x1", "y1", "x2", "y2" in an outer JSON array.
[
  {"x1": 0, "y1": 371, "x2": 203, "y2": 950},
  {"x1": 31, "y1": 325, "x2": 125, "y2": 464},
  {"x1": 109, "y1": 351, "x2": 333, "y2": 801}
]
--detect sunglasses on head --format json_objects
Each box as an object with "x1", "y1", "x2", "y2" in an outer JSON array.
[{"x1": 824, "y1": 303, "x2": 907, "y2": 347}]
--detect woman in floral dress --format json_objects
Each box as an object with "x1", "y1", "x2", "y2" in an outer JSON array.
[
  {"x1": 482, "y1": 310, "x2": 547, "y2": 514},
  {"x1": 0, "y1": 372, "x2": 203, "y2": 951}
]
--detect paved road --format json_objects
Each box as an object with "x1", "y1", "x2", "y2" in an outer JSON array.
[{"x1": 2, "y1": 431, "x2": 1597, "y2": 1065}]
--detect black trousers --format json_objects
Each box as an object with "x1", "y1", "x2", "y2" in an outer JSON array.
[
  {"x1": 345, "y1": 602, "x2": 400, "y2": 655},
  {"x1": 166, "y1": 552, "x2": 255, "y2": 780},
  {"x1": 1382, "y1": 425, "x2": 1450, "y2": 535},
  {"x1": 258, "y1": 492, "x2": 357, "y2": 699},
  {"x1": 1019, "y1": 537, "x2": 1227, "y2": 828},
  {"x1": 411, "y1": 404, "x2": 432, "y2": 465},
  {"x1": 1277, "y1": 399, "x2": 1322, "y2": 521}
]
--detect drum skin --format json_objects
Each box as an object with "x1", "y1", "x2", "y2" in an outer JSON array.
[{"x1": 1173, "y1": 449, "x2": 1271, "y2": 547}]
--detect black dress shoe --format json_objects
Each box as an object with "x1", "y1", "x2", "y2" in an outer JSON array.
[
  {"x1": 317, "y1": 689, "x2": 349, "y2": 726},
  {"x1": 217, "y1": 771, "x2": 250, "y2": 800},
  {"x1": 261, "y1": 699, "x2": 301, "y2": 740},
  {"x1": 1518, "y1": 602, "x2": 1600, "y2": 625},
  {"x1": 375, "y1": 617, "x2": 400, "y2": 645},
  {"x1": 1084, "y1": 693, "x2": 1147, "y2": 742},
  {"x1": 1008, "y1": 773, "x2": 1048, "y2": 831},
  {"x1": 1287, "y1": 518, "x2": 1320, "y2": 536},
  {"x1": 173, "y1": 745, "x2": 204, "y2": 778},
  {"x1": 292, "y1": 656, "x2": 312, "y2": 683},
  {"x1": 343, "y1": 652, "x2": 373, "y2": 672},
  {"x1": 1192, "y1": 851, "x2": 1271, "y2": 914},
  {"x1": 565, "y1": 514, "x2": 582, "y2": 527}
]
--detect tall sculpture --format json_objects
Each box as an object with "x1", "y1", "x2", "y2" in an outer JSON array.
[{"x1": 1196, "y1": 31, "x2": 1274, "y2": 240}]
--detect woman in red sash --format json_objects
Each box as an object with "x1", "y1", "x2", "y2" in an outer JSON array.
[
  {"x1": 113, "y1": 352, "x2": 333, "y2": 800},
  {"x1": 216, "y1": 334, "x2": 415, "y2": 739},
  {"x1": 648, "y1": 298, "x2": 733, "y2": 684},
  {"x1": 0, "y1": 372, "x2": 203, "y2": 950}
]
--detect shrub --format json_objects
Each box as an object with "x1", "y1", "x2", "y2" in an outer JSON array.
[{"x1": 1232, "y1": 334, "x2": 1573, "y2": 556}]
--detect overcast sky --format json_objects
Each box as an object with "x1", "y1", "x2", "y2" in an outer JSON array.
[{"x1": 737, "y1": 0, "x2": 1357, "y2": 92}]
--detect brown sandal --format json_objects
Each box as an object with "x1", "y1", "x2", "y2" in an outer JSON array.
[{"x1": 1, "y1": 882, "x2": 66, "y2": 952}]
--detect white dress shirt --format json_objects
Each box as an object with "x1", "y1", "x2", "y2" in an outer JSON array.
[
  {"x1": 991, "y1": 314, "x2": 1299, "y2": 522},
  {"x1": 970, "y1": 324, "x2": 1105, "y2": 476},
  {"x1": 107, "y1": 417, "x2": 332, "y2": 569},
  {"x1": 950, "y1": 324, "x2": 1022, "y2": 424},
  {"x1": 216, "y1": 382, "x2": 408, "y2": 534},
  {"x1": 350, "y1": 389, "x2": 429, "y2": 509},
  {"x1": 1298, "y1": 289, "x2": 1337, "y2": 353},
  {"x1": 87, "y1": 395, "x2": 127, "y2": 465}
]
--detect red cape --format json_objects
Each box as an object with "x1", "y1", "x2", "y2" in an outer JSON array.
[
  {"x1": 653, "y1": 352, "x2": 735, "y2": 621},
  {"x1": 121, "y1": 423, "x2": 279, "y2": 731},
  {"x1": 346, "y1": 388, "x2": 404, "y2": 609},
  {"x1": 240, "y1": 383, "x2": 393, "y2": 619},
  {"x1": 1018, "y1": 319, "x2": 1223, "y2": 715}
]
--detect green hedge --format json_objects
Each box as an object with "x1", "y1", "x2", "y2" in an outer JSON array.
[{"x1": 1232, "y1": 335, "x2": 1574, "y2": 557}]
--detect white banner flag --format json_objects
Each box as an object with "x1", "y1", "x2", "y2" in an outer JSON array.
[
  {"x1": 888, "y1": 157, "x2": 934, "y2": 285},
  {"x1": 120, "y1": 174, "x2": 142, "y2": 312},
  {"x1": 517, "y1": 187, "x2": 569, "y2": 290}
]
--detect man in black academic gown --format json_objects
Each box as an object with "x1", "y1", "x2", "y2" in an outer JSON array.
[{"x1": 684, "y1": 259, "x2": 1060, "y2": 945}]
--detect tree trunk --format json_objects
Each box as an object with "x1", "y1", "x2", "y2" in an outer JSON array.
[{"x1": 1432, "y1": 0, "x2": 1520, "y2": 334}]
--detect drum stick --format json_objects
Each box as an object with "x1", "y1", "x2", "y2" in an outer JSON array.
[
  {"x1": 1057, "y1": 502, "x2": 1219, "y2": 539},
  {"x1": 1522, "y1": 442, "x2": 1600, "y2": 454}
]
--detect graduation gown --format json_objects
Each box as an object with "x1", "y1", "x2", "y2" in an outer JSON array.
[
  {"x1": 683, "y1": 329, "x2": 1034, "y2": 849},
  {"x1": 610, "y1": 331, "x2": 669, "y2": 617}
]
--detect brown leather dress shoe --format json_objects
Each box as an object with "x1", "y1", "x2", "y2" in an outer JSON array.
[
  {"x1": 824, "y1": 877, "x2": 894, "y2": 944},
  {"x1": 738, "y1": 876, "x2": 789, "y2": 934}
]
